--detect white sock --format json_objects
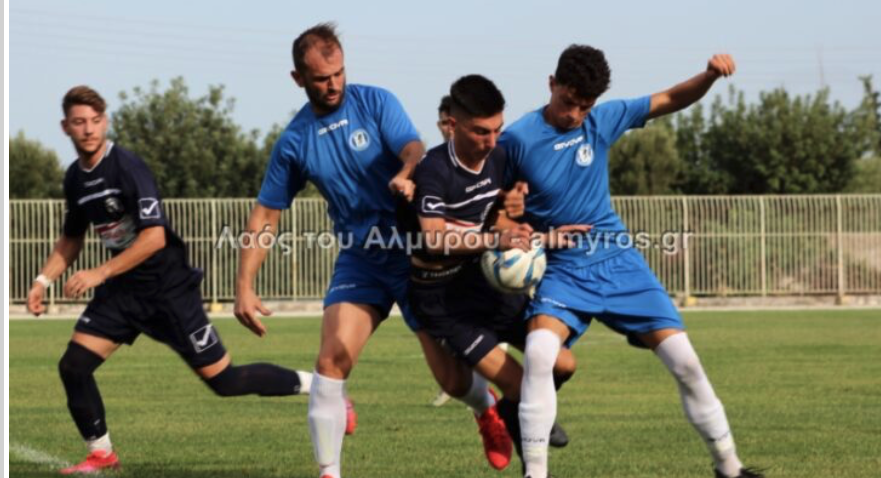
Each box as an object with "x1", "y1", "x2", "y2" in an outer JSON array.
[
  {"x1": 308, "y1": 372, "x2": 346, "y2": 478},
  {"x1": 86, "y1": 432, "x2": 112, "y2": 455},
  {"x1": 297, "y1": 370, "x2": 314, "y2": 395},
  {"x1": 520, "y1": 329, "x2": 561, "y2": 478},
  {"x1": 459, "y1": 371, "x2": 495, "y2": 415},
  {"x1": 655, "y1": 333, "x2": 743, "y2": 477}
]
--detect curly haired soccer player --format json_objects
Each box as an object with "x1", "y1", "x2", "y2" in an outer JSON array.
[
  {"x1": 26, "y1": 85, "x2": 322, "y2": 475},
  {"x1": 501, "y1": 46, "x2": 764, "y2": 478}
]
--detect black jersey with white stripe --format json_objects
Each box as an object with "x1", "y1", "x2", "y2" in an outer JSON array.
[
  {"x1": 62, "y1": 143, "x2": 191, "y2": 285},
  {"x1": 405, "y1": 141, "x2": 506, "y2": 278}
]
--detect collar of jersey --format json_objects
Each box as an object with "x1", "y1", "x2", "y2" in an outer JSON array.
[
  {"x1": 447, "y1": 140, "x2": 486, "y2": 176},
  {"x1": 78, "y1": 141, "x2": 114, "y2": 173}
]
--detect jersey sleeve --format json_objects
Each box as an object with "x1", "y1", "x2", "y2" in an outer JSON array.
[
  {"x1": 594, "y1": 95, "x2": 652, "y2": 144},
  {"x1": 412, "y1": 156, "x2": 448, "y2": 218},
  {"x1": 119, "y1": 156, "x2": 169, "y2": 231},
  {"x1": 498, "y1": 132, "x2": 524, "y2": 189},
  {"x1": 257, "y1": 132, "x2": 308, "y2": 210},
  {"x1": 374, "y1": 88, "x2": 421, "y2": 156},
  {"x1": 62, "y1": 172, "x2": 89, "y2": 237}
]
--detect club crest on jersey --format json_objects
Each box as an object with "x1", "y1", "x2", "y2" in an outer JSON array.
[
  {"x1": 104, "y1": 196, "x2": 124, "y2": 215},
  {"x1": 576, "y1": 143, "x2": 594, "y2": 167},
  {"x1": 349, "y1": 129, "x2": 370, "y2": 151}
]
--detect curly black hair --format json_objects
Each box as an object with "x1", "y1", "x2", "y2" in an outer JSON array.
[{"x1": 554, "y1": 45, "x2": 611, "y2": 100}]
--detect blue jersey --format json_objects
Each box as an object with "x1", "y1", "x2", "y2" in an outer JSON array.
[
  {"x1": 500, "y1": 96, "x2": 651, "y2": 265},
  {"x1": 258, "y1": 84, "x2": 420, "y2": 245}
]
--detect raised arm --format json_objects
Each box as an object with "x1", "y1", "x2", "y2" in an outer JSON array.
[
  {"x1": 234, "y1": 203, "x2": 283, "y2": 337},
  {"x1": 648, "y1": 54, "x2": 735, "y2": 120}
]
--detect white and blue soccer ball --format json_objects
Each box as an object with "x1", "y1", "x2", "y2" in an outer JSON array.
[{"x1": 480, "y1": 246, "x2": 547, "y2": 294}]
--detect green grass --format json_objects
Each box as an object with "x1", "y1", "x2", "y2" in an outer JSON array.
[{"x1": 9, "y1": 310, "x2": 881, "y2": 477}]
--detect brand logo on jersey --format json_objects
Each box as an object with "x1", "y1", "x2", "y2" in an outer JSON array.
[
  {"x1": 84, "y1": 178, "x2": 105, "y2": 187},
  {"x1": 465, "y1": 178, "x2": 492, "y2": 193},
  {"x1": 349, "y1": 129, "x2": 370, "y2": 151},
  {"x1": 317, "y1": 118, "x2": 349, "y2": 136},
  {"x1": 104, "y1": 197, "x2": 124, "y2": 215},
  {"x1": 553, "y1": 135, "x2": 584, "y2": 151},
  {"x1": 138, "y1": 198, "x2": 161, "y2": 219},
  {"x1": 576, "y1": 143, "x2": 594, "y2": 167},
  {"x1": 422, "y1": 195, "x2": 445, "y2": 213},
  {"x1": 189, "y1": 325, "x2": 219, "y2": 353}
]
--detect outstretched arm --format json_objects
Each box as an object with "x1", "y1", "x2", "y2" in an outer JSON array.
[{"x1": 648, "y1": 54, "x2": 736, "y2": 120}]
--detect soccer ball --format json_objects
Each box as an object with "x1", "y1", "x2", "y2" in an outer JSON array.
[{"x1": 480, "y1": 246, "x2": 547, "y2": 294}]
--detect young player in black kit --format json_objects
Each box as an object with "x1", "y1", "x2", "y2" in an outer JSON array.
[{"x1": 26, "y1": 86, "x2": 320, "y2": 474}]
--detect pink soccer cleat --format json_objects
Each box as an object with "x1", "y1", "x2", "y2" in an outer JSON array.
[
  {"x1": 59, "y1": 450, "x2": 119, "y2": 475},
  {"x1": 474, "y1": 389, "x2": 512, "y2": 470},
  {"x1": 345, "y1": 397, "x2": 358, "y2": 435}
]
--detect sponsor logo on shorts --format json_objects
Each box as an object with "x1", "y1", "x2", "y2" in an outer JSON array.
[
  {"x1": 540, "y1": 297, "x2": 568, "y2": 308},
  {"x1": 189, "y1": 324, "x2": 219, "y2": 353},
  {"x1": 463, "y1": 334, "x2": 485, "y2": 356},
  {"x1": 78, "y1": 315, "x2": 91, "y2": 324},
  {"x1": 328, "y1": 283, "x2": 357, "y2": 294}
]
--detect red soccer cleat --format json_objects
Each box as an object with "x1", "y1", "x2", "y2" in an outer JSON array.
[
  {"x1": 345, "y1": 397, "x2": 358, "y2": 435},
  {"x1": 59, "y1": 450, "x2": 119, "y2": 475},
  {"x1": 474, "y1": 389, "x2": 512, "y2": 471}
]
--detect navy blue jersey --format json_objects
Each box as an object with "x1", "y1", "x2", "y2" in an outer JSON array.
[
  {"x1": 405, "y1": 141, "x2": 506, "y2": 274},
  {"x1": 258, "y1": 84, "x2": 420, "y2": 245},
  {"x1": 62, "y1": 143, "x2": 190, "y2": 284}
]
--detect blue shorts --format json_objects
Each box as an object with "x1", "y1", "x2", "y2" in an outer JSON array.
[
  {"x1": 324, "y1": 247, "x2": 420, "y2": 331},
  {"x1": 525, "y1": 248, "x2": 683, "y2": 348}
]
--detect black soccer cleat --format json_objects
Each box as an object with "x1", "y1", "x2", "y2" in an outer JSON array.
[
  {"x1": 549, "y1": 422, "x2": 569, "y2": 448},
  {"x1": 714, "y1": 467, "x2": 766, "y2": 478}
]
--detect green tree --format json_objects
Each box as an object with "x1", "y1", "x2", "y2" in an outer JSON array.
[
  {"x1": 703, "y1": 87, "x2": 858, "y2": 194},
  {"x1": 845, "y1": 156, "x2": 881, "y2": 193},
  {"x1": 852, "y1": 75, "x2": 881, "y2": 158},
  {"x1": 9, "y1": 131, "x2": 64, "y2": 198},
  {"x1": 109, "y1": 77, "x2": 265, "y2": 198},
  {"x1": 609, "y1": 117, "x2": 682, "y2": 195}
]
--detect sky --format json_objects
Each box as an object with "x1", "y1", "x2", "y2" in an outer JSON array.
[{"x1": 8, "y1": 0, "x2": 881, "y2": 164}]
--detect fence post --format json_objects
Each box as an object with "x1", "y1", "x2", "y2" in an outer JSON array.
[
  {"x1": 760, "y1": 197, "x2": 767, "y2": 297},
  {"x1": 48, "y1": 201, "x2": 57, "y2": 312},
  {"x1": 209, "y1": 199, "x2": 221, "y2": 312},
  {"x1": 836, "y1": 195, "x2": 846, "y2": 303},
  {"x1": 682, "y1": 196, "x2": 692, "y2": 305}
]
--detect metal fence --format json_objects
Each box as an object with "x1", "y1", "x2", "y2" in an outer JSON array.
[{"x1": 9, "y1": 196, "x2": 881, "y2": 305}]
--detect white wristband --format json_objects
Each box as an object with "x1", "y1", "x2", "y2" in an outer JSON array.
[{"x1": 34, "y1": 274, "x2": 53, "y2": 288}]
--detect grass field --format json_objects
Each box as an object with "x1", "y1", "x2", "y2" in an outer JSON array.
[{"x1": 8, "y1": 310, "x2": 881, "y2": 477}]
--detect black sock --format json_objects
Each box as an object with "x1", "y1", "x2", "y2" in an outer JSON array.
[
  {"x1": 58, "y1": 342, "x2": 108, "y2": 441},
  {"x1": 554, "y1": 372, "x2": 572, "y2": 391},
  {"x1": 205, "y1": 363, "x2": 302, "y2": 397}
]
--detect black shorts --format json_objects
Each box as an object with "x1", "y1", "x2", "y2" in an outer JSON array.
[
  {"x1": 409, "y1": 262, "x2": 528, "y2": 367},
  {"x1": 74, "y1": 268, "x2": 227, "y2": 369}
]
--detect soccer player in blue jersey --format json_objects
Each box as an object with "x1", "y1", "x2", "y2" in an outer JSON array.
[
  {"x1": 233, "y1": 24, "x2": 509, "y2": 478},
  {"x1": 26, "y1": 86, "x2": 316, "y2": 475},
  {"x1": 501, "y1": 46, "x2": 763, "y2": 478}
]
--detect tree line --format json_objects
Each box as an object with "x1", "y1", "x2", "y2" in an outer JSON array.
[{"x1": 10, "y1": 76, "x2": 881, "y2": 199}]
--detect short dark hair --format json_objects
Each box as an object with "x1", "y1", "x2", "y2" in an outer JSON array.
[
  {"x1": 62, "y1": 85, "x2": 107, "y2": 117},
  {"x1": 449, "y1": 75, "x2": 505, "y2": 119},
  {"x1": 554, "y1": 45, "x2": 611, "y2": 100},
  {"x1": 292, "y1": 22, "x2": 343, "y2": 73},
  {"x1": 438, "y1": 95, "x2": 452, "y2": 115}
]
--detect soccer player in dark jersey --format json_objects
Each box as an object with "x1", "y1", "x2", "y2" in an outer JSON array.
[
  {"x1": 233, "y1": 24, "x2": 510, "y2": 478},
  {"x1": 501, "y1": 47, "x2": 763, "y2": 478},
  {"x1": 406, "y1": 75, "x2": 586, "y2": 469},
  {"x1": 26, "y1": 86, "x2": 317, "y2": 475}
]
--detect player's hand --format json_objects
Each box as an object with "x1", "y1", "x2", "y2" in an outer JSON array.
[
  {"x1": 389, "y1": 176, "x2": 416, "y2": 202},
  {"x1": 27, "y1": 283, "x2": 47, "y2": 317},
  {"x1": 63, "y1": 268, "x2": 109, "y2": 299},
  {"x1": 538, "y1": 224, "x2": 592, "y2": 249},
  {"x1": 499, "y1": 223, "x2": 534, "y2": 251},
  {"x1": 234, "y1": 287, "x2": 271, "y2": 337},
  {"x1": 706, "y1": 54, "x2": 735, "y2": 79},
  {"x1": 502, "y1": 182, "x2": 529, "y2": 219}
]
